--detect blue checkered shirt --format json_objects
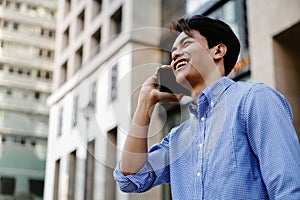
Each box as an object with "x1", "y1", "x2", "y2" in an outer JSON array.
[{"x1": 114, "y1": 77, "x2": 300, "y2": 199}]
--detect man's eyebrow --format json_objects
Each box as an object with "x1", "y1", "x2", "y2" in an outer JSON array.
[{"x1": 171, "y1": 36, "x2": 191, "y2": 52}]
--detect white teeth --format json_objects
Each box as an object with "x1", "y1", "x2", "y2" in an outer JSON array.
[{"x1": 176, "y1": 60, "x2": 188, "y2": 70}]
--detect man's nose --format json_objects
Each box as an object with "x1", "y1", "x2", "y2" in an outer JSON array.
[{"x1": 171, "y1": 49, "x2": 184, "y2": 61}]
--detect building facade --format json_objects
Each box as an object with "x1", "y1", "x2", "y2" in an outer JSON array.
[
  {"x1": 0, "y1": 0, "x2": 57, "y2": 199},
  {"x1": 44, "y1": 0, "x2": 165, "y2": 199},
  {"x1": 247, "y1": 0, "x2": 300, "y2": 138}
]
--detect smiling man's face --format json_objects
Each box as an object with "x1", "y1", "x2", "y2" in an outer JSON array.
[{"x1": 171, "y1": 30, "x2": 219, "y2": 92}]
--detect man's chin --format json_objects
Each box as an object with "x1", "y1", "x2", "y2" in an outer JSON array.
[{"x1": 176, "y1": 73, "x2": 192, "y2": 91}]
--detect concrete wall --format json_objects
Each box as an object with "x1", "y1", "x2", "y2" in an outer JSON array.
[{"x1": 247, "y1": 0, "x2": 300, "y2": 137}]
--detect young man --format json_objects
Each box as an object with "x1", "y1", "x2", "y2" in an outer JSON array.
[{"x1": 114, "y1": 15, "x2": 300, "y2": 199}]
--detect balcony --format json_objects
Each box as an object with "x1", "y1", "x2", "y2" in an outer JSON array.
[
  {"x1": 0, "y1": 9, "x2": 56, "y2": 29},
  {"x1": 0, "y1": 29, "x2": 55, "y2": 50},
  {"x1": 0, "y1": 52, "x2": 54, "y2": 70}
]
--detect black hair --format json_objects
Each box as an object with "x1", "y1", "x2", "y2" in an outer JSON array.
[{"x1": 173, "y1": 15, "x2": 240, "y2": 76}]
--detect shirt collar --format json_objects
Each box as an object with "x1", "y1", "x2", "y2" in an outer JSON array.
[
  {"x1": 189, "y1": 77, "x2": 234, "y2": 117},
  {"x1": 200, "y1": 77, "x2": 234, "y2": 105}
]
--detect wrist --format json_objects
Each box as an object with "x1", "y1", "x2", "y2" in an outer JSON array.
[{"x1": 133, "y1": 102, "x2": 152, "y2": 126}]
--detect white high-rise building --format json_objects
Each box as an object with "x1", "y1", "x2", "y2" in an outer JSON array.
[
  {"x1": 0, "y1": 0, "x2": 57, "y2": 199},
  {"x1": 44, "y1": 0, "x2": 166, "y2": 199}
]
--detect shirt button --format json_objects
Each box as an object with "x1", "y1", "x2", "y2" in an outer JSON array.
[
  {"x1": 211, "y1": 101, "x2": 214, "y2": 106},
  {"x1": 197, "y1": 172, "x2": 201, "y2": 177},
  {"x1": 199, "y1": 143, "x2": 203, "y2": 149},
  {"x1": 200, "y1": 117, "x2": 205, "y2": 121}
]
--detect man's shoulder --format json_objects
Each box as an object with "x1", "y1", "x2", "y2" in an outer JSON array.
[
  {"x1": 233, "y1": 80, "x2": 282, "y2": 98},
  {"x1": 233, "y1": 80, "x2": 293, "y2": 118},
  {"x1": 233, "y1": 79, "x2": 262, "y2": 90},
  {"x1": 230, "y1": 80, "x2": 272, "y2": 97}
]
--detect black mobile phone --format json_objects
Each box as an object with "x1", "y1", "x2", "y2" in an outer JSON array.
[{"x1": 157, "y1": 67, "x2": 190, "y2": 96}]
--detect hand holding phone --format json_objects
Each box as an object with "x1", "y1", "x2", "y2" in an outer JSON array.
[{"x1": 157, "y1": 67, "x2": 190, "y2": 96}]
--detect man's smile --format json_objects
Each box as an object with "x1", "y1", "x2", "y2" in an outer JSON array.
[{"x1": 173, "y1": 59, "x2": 189, "y2": 71}]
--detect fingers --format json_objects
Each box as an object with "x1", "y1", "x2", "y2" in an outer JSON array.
[
  {"x1": 156, "y1": 65, "x2": 172, "y2": 73},
  {"x1": 153, "y1": 90, "x2": 180, "y2": 103},
  {"x1": 176, "y1": 93, "x2": 184, "y2": 102},
  {"x1": 144, "y1": 65, "x2": 171, "y2": 88},
  {"x1": 141, "y1": 65, "x2": 181, "y2": 104}
]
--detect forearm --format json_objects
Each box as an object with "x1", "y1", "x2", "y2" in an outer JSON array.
[{"x1": 120, "y1": 101, "x2": 152, "y2": 175}]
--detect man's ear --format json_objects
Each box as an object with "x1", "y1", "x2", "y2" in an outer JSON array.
[{"x1": 212, "y1": 44, "x2": 227, "y2": 60}]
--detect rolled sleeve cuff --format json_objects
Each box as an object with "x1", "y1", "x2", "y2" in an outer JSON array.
[{"x1": 113, "y1": 161, "x2": 155, "y2": 193}]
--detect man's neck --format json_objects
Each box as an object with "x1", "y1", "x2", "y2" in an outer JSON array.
[{"x1": 191, "y1": 73, "x2": 223, "y2": 103}]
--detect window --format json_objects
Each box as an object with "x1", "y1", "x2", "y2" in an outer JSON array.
[
  {"x1": 91, "y1": 28, "x2": 101, "y2": 54},
  {"x1": 53, "y1": 159, "x2": 61, "y2": 200},
  {"x1": 39, "y1": 49, "x2": 43, "y2": 57},
  {"x1": 105, "y1": 127, "x2": 117, "y2": 200},
  {"x1": 40, "y1": 28, "x2": 55, "y2": 39},
  {"x1": 8, "y1": 67, "x2": 13, "y2": 73},
  {"x1": 6, "y1": 88, "x2": 12, "y2": 95},
  {"x1": 13, "y1": 22, "x2": 18, "y2": 30},
  {"x1": 45, "y1": 71, "x2": 52, "y2": 79},
  {"x1": 29, "y1": 179, "x2": 44, "y2": 197},
  {"x1": 93, "y1": 0, "x2": 102, "y2": 18},
  {"x1": 20, "y1": 137, "x2": 26, "y2": 145},
  {"x1": 47, "y1": 50, "x2": 52, "y2": 58},
  {"x1": 15, "y1": 2, "x2": 20, "y2": 10},
  {"x1": 0, "y1": 177, "x2": 15, "y2": 195},
  {"x1": 84, "y1": 140, "x2": 95, "y2": 200},
  {"x1": 38, "y1": 49, "x2": 54, "y2": 59},
  {"x1": 37, "y1": 70, "x2": 41, "y2": 78},
  {"x1": 68, "y1": 151, "x2": 77, "y2": 200},
  {"x1": 60, "y1": 61, "x2": 68, "y2": 85},
  {"x1": 34, "y1": 91, "x2": 40, "y2": 99},
  {"x1": 1, "y1": 135, "x2": 6, "y2": 143},
  {"x1": 77, "y1": 9, "x2": 85, "y2": 35},
  {"x1": 110, "y1": 64, "x2": 118, "y2": 101},
  {"x1": 5, "y1": 0, "x2": 10, "y2": 8},
  {"x1": 273, "y1": 22, "x2": 300, "y2": 135},
  {"x1": 65, "y1": 0, "x2": 71, "y2": 16},
  {"x1": 206, "y1": 0, "x2": 249, "y2": 80},
  {"x1": 3, "y1": 20, "x2": 8, "y2": 28},
  {"x1": 28, "y1": 5, "x2": 37, "y2": 12},
  {"x1": 110, "y1": 7, "x2": 122, "y2": 36},
  {"x1": 27, "y1": 69, "x2": 31, "y2": 76},
  {"x1": 63, "y1": 27, "x2": 70, "y2": 49},
  {"x1": 50, "y1": 11, "x2": 55, "y2": 18},
  {"x1": 49, "y1": 30, "x2": 54, "y2": 38},
  {"x1": 75, "y1": 46, "x2": 83, "y2": 72},
  {"x1": 17, "y1": 68, "x2": 23, "y2": 74}
]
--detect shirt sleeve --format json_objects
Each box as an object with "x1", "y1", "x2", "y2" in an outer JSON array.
[
  {"x1": 113, "y1": 131, "x2": 172, "y2": 193},
  {"x1": 113, "y1": 161, "x2": 156, "y2": 193},
  {"x1": 244, "y1": 84, "x2": 300, "y2": 199}
]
